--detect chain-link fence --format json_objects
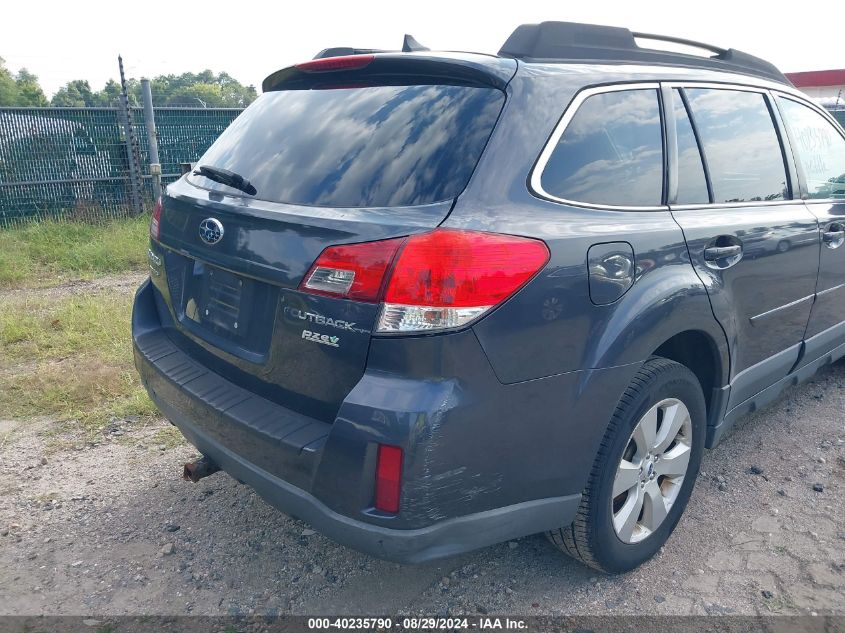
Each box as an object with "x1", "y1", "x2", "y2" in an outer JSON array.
[
  {"x1": 130, "y1": 107, "x2": 242, "y2": 197},
  {"x1": 0, "y1": 106, "x2": 242, "y2": 227}
]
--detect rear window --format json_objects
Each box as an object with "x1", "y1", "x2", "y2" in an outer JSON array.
[
  {"x1": 538, "y1": 89, "x2": 664, "y2": 207},
  {"x1": 188, "y1": 84, "x2": 504, "y2": 208}
]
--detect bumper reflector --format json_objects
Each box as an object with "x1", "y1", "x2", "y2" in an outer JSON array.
[{"x1": 375, "y1": 444, "x2": 403, "y2": 513}]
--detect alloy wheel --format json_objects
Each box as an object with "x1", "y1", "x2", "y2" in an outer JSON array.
[{"x1": 611, "y1": 398, "x2": 693, "y2": 544}]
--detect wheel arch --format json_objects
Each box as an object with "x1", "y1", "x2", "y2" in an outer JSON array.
[{"x1": 651, "y1": 329, "x2": 727, "y2": 419}]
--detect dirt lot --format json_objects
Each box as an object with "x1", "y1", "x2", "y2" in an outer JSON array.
[{"x1": 1, "y1": 356, "x2": 843, "y2": 618}]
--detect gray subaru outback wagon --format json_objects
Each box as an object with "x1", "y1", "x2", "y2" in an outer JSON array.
[{"x1": 133, "y1": 22, "x2": 845, "y2": 572}]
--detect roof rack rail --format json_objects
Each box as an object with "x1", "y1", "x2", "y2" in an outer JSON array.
[
  {"x1": 498, "y1": 22, "x2": 789, "y2": 85},
  {"x1": 313, "y1": 34, "x2": 429, "y2": 60}
]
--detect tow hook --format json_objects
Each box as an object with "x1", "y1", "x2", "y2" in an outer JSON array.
[{"x1": 183, "y1": 456, "x2": 220, "y2": 483}]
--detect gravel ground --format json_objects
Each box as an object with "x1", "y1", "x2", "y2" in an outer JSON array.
[{"x1": 1, "y1": 361, "x2": 843, "y2": 617}]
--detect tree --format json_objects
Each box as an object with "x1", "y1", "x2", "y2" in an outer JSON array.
[
  {"x1": 0, "y1": 60, "x2": 257, "y2": 108},
  {"x1": 0, "y1": 57, "x2": 19, "y2": 106},
  {"x1": 92, "y1": 79, "x2": 123, "y2": 107},
  {"x1": 165, "y1": 83, "x2": 224, "y2": 108},
  {"x1": 14, "y1": 68, "x2": 48, "y2": 106},
  {"x1": 144, "y1": 70, "x2": 257, "y2": 107},
  {"x1": 51, "y1": 79, "x2": 97, "y2": 107},
  {"x1": 216, "y1": 72, "x2": 257, "y2": 108},
  {"x1": 0, "y1": 59, "x2": 49, "y2": 106}
]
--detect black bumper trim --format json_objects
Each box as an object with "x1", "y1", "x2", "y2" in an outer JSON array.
[{"x1": 135, "y1": 328, "x2": 330, "y2": 453}]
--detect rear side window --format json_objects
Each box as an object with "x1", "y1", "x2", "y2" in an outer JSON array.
[
  {"x1": 539, "y1": 89, "x2": 664, "y2": 207},
  {"x1": 684, "y1": 89, "x2": 788, "y2": 203},
  {"x1": 189, "y1": 84, "x2": 504, "y2": 208},
  {"x1": 777, "y1": 97, "x2": 845, "y2": 200},
  {"x1": 673, "y1": 89, "x2": 710, "y2": 205}
]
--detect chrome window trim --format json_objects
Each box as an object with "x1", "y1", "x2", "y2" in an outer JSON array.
[
  {"x1": 771, "y1": 90, "x2": 845, "y2": 205},
  {"x1": 660, "y1": 81, "x2": 770, "y2": 93},
  {"x1": 530, "y1": 80, "x2": 819, "y2": 211},
  {"x1": 670, "y1": 199, "x2": 806, "y2": 211},
  {"x1": 529, "y1": 82, "x2": 667, "y2": 211}
]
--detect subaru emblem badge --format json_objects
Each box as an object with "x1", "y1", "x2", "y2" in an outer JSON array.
[{"x1": 199, "y1": 218, "x2": 224, "y2": 245}]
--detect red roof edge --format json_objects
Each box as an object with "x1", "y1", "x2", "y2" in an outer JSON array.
[{"x1": 784, "y1": 69, "x2": 845, "y2": 88}]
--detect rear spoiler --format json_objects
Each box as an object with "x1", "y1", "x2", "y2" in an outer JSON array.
[{"x1": 262, "y1": 52, "x2": 515, "y2": 93}]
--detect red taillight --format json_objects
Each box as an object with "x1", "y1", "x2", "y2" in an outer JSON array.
[
  {"x1": 375, "y1": 444, "x2": 403, "y2": 513},
  {"x1": 380, "y1": 229, "x2": 549, "y2": 332},
  {"x1": 300, "y1": 237, "x2": 406, "y2": 303},
  {"x1": 150, "y1": 197, "x2": 162, "y2": 241},
  {"x1": 384, "y1": 229, "x2": 550, "y2": 307},
  {"x1": 295, "y1": 55, "x2": 375, "y2": 73},
  {"x1": 298, "y1": 229, "x2": 549, "y2": 332}
]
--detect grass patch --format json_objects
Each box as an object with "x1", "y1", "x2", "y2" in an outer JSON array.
[
  {"x1": 0, "y1": 291, "x2": 134, "y2": 364},
  {"x1": 0, "y1": 288, "x2": 156, "y2": 436},
  {"x1": 0, "y1": 360, "x2": 156, "y2": 431},
  {"x1": 0, "y1": 215, "x2": 149, "y2": 288}
]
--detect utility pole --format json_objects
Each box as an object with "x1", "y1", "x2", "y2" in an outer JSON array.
[
  {"x1": 141, "y1": 78, "x2": 162, "y2": 201},
  {"x1": 117, "y1": 55, "x2": 144, "y2": 215}
]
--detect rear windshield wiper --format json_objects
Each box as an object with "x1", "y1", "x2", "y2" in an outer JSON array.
[{"x1": 193, "y1": 165, "x2": 257, "y2": 196}]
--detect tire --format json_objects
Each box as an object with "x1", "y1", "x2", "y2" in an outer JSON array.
[{"x1": 548, "y1": 357, "x2": 706, "y2": 573}]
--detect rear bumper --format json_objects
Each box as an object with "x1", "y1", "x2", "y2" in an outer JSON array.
[
  {"x1": 144, "y1": 378, "x2": 580, "y2": 563},
  {"x1": 133, "y1": 278, "x2": 641, "y2": 562}
]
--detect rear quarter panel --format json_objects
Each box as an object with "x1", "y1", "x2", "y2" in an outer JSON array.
[{"x1": 447, "y1": 63, "x2": 730, "y2": 385}]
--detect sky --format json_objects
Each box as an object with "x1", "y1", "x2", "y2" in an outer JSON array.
[{"x1": 2, "y1": 0, "x2": 843, "y2": 98}]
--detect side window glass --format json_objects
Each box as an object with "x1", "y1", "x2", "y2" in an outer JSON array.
[
  {"x1": 539, "y1": 89, "x2": 664, "y2": 207},
  {"x1": 673, "y1": 89, "x2": 710, "y2": 204},
  {"x1": 685, "y1": 89, "x2": 788, "y2": 203},
  {"x1": 777, "y1": 97, "x2": 845, "y2": 200}
]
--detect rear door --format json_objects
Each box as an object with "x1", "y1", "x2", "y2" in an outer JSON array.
[
  {"x1": 666, "y1": 85, "x2": 820, "y2": 409},
  {"x1": 150, "y1": 60, "x2": 511, "y2": 421},
  {"x1": 774, "y1": 95, "x2": 845, "y2": 364}
]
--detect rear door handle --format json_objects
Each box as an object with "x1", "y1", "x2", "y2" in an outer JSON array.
[{"x1": 704, "y1": 245, "x2": 742, "y2": 261}]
